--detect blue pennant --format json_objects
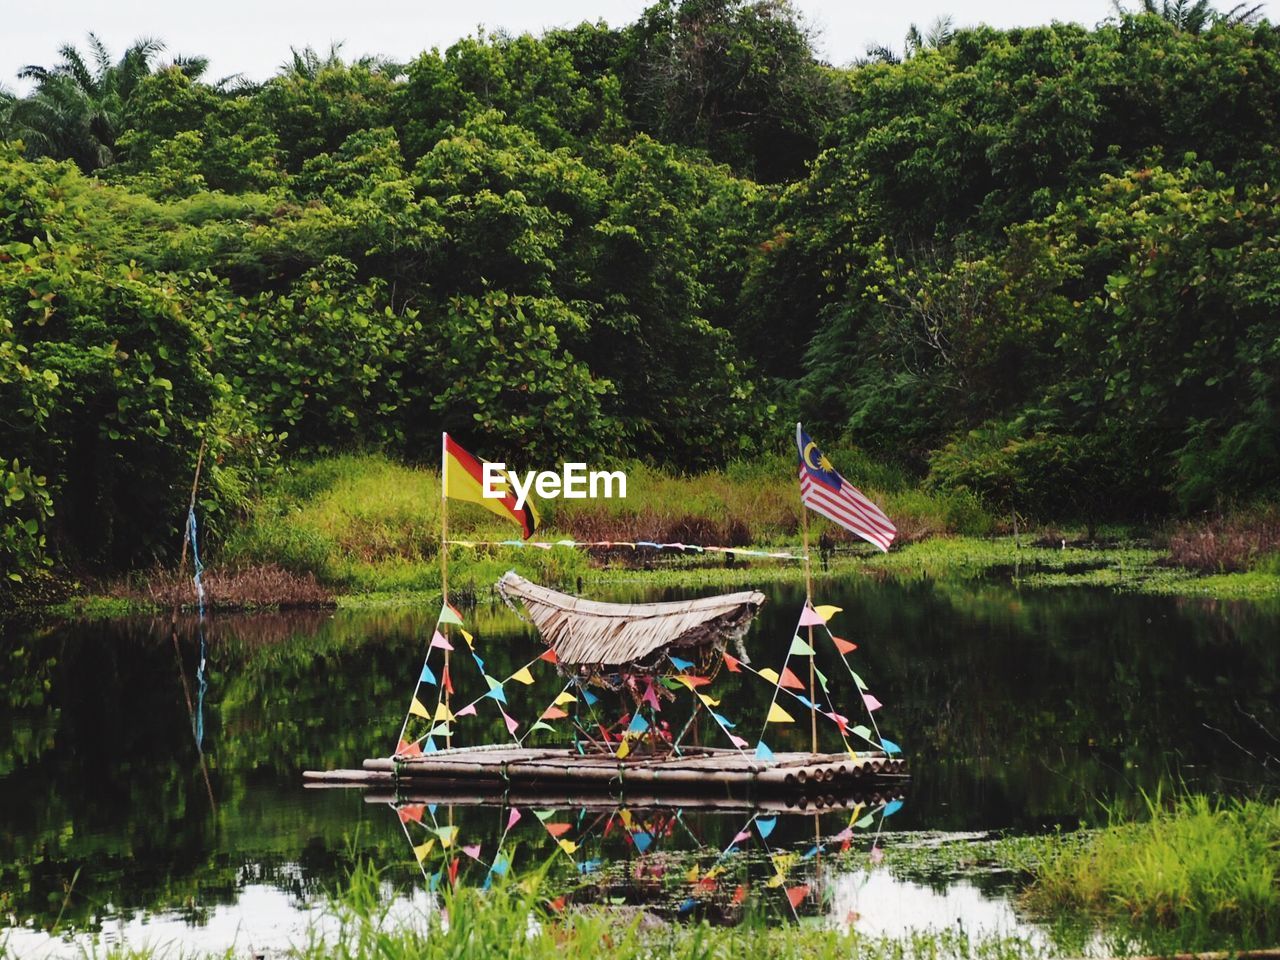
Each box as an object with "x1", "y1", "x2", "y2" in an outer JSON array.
[
  {"x1": 711, "y1": 711, "x2": 735, "y2": 729},
  {"x1": 880, "y1": 738, "x2": 902, "y2": 755},
  {"x1": 485, "y1": 686, "x2": 508, "y2": 704},
  {"x1": 420, "y1": 664, "x2": 438, "y2": 685},
  {"x1": 803, "y1": 844, "x2": 821, "y2": 860},
  {"x1": 882, "y1": 799, "x2": 903, "y2": 818},
  {"x1": 490, "y1": 853, "x2": 510, "y2": 876},
  {"x1": 669, "y1": 656, "x2": 694, "y2": 670},
  {"x1": 678, "y1": 897, "x2": 697, "y2": 914},
  {"x1": 577, "y1": 859, "x2": 602, "y2": 874},
  {"x1": 473, "y1": 653, "x2": 486, "y2": 673},
  {"x1": 754, "y1": 740, "x2": 774, "y2": 761},
  {"x1": 757, "y1": 817, "x2": 777, "y2": 839},
  {"x1": 633, "y1": 831, "x2": 653, "y2": 853},
  {"x1": 424, "y1": 737, "x2": 438, "y2": 754},
  {"x1": 795, "y1": 695, "x2": 815, "y2": 709},
  {"x1": 628, "y1": 712, "x2": 649, "y2": 734},
  {"x1": 581, "y1": 689, "x2": 599, "y2": 706}
]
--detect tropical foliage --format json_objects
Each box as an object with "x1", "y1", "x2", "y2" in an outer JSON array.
[{"x1": 3, "y1": 0, "x2": 1280, "y2": 581}]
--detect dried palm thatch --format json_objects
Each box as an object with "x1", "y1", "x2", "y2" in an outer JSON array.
[{"x1": 498, "y1": 571, "x2": 764, "y2": 675}]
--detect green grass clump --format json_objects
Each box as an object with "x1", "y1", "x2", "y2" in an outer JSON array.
[{"x1": 1025, "y1": 794, "x2": 1280, "y2": 934}]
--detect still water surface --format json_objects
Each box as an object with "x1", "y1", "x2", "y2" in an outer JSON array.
[{"x1": 2, "y1": 573, "x2": 1276, "y2": 956}]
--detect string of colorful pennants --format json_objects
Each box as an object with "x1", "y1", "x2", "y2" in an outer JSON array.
[{"x1": 446, "y1": 538, "x2": 804, "y2": 560}]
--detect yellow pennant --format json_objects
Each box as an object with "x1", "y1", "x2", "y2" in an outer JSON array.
[
  {"x1": 814, "y1": 604, "x2": 843, "y2": 622},
  {"x1": 758, "y1": 667, "x2": 780, "y2": 684},
  {"x1": 413, "y1": 839, "x2": 436, "y2": 862},
  {"x1": 553, "y1": 691, "x2": 577, "y2": 707},
  {"x1": 697, "y1": 693, "x2": 720, "y2": 708},
  {"x1": 766, "y1": 703, "x2": 795, "y2": 724},
  {"x1": 558, "y1": 839, "x2": 578, "y2": 855},
  {"x1": 409, "y1": 697, "x2": 430, "y2": 719},
  {"x1": 685, "y1": 865, "x2": 701, "y2": 883},
  {"x1": 620, "y1": 809, "x2": 634, "y2": 830},
  {"x1": 435, "y1": 702, "x2": 455, "y2": 723},
  {"x1": 461, "y1": 628, "x2": 475, "y2": 648},
  {"x1": 511, "y1": 667, "x2": 535, "y2": 685},
  {"x1": 616, "y1": 738, "x2": 631, "y2": 759}
]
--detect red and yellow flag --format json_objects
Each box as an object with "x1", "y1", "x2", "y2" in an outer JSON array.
[{"x1": 442, "y1": 434, "x2": 540, "y2": 539}]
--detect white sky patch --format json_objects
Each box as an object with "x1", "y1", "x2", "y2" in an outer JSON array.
[{"x1": 0, "y1": 0, "x2": 1168, "y2": 96}]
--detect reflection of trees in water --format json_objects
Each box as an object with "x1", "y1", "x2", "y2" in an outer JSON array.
[{"x1": 0, "y1": 580, "x2": 1276, "y2": 931}]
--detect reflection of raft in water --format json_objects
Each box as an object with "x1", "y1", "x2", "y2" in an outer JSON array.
[{"x1": 305, "y1": 573, "x2": 909, "y2": 801}]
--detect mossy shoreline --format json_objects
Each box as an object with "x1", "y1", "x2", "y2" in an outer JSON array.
[{"x1": 25, "y1": 453, "x2": 1280, "y2": 619}]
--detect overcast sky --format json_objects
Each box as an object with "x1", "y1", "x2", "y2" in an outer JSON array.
[{"x1": 0, "y1": 0, "x2": 1260, "y2": 93}]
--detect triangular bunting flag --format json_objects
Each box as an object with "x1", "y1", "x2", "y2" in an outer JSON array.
[
  {"x1": 766, "y1": 703, "x2": 795, "y2": 724},
  {"x1": 501, "y1": 708, "x2": 519, "y2": 735},
  {"x1": 675, "y1": 675, "x2": 711, "y2": 689},
  {"x1": 628, "y1": 712, "x2": 650, "y2": 734},
  {"x1": 511, "y1": 667, "x2": 535, "y2": 685},
  {"x1": 396, "y1": 739, "x2": 423, "y2": 758},
  {"x1": 863, "y1": 693, "x2": 883, "y2": 712},
  {"x1": 831, "y1": 635, "x2": 857, "y2": 655},
  {"x1": 430, "y1": 630, "x2": 453, "y2": 651},
  {"x1": 455, "y1": 703, "x2": 478, "y2": 717},
  {"x1": 758, "y1": 668, "x2": 780, "y2": 684},
  {"x1": 669, "y1": 656, "x2": 694, "y2": 670},
  {"x1": 539, "y1": 648, "x2": 558, "y2": 664},
  {"x1": 798, "y1": 605, "x2": 825, "y2": 626},
  {"x1": 723, "y1": 652, "x2": 742, "y2": 672},
  {"x1": 557, "y1": 839, "x2": 578, "y2": 855},
  {"x1": 413, "y1": 839, "x2": 436, "y2": 862},
  {"x1": 435, "y1": 702, "x2": 455, "y2": 722},
  {"x1": 880, "y1": 737, "x2": 902, "y2": 755},
  {"x1": 851, "y1": 724, "x2": 873, "y2": 740},
  {"x1": 506, "y1": 807, "x2": 522, "y2": 831},
  {"x1": 398, "y1": 804, "x2": 425, "y2": 824},
  {"x1": 419, "y1": 664, "x2": 438, "y2": 685},
  {"x1": 527, "y1": 720, "x2": 555, "y2": 734},
  {"x1": 460, "y1": 628, "x2": 475, "y2": 648},
  {"x1": 434, "y1": 825, "x2": 459, "y2": 847},
  {"x1": 544, "y1": 823, "x2": 572, "y2": 838},
  {"x1": 778, "y1": 667, "x2": 805, "y2": 690},
  {"x1": 754, "y1": 740, "x2": 774, "y2": 760},
  {"x1": 438, "y1": 604, "x2": 464, "y2": 625},
  {"x1": 697, "y1": 693, "x2": 720, "y2": 708},
  {"x1": 409, "y1": 697, "x2": 430, "y2": 719},
  {"x1": 813, "y1": 604, "x2": 842, "y2": 622},
  {"x1": 757, "y1": 817, "x2": 777, "y2": 839},
  {"x1": 541, "y1": 705, "x2": 569, "y2": 721},
  {"x1": 462, "y1": 844, "x2": 482, "y2": 860},
  {"x1": 789, "y1": 635, "x2": 816, "y2": 656},
  {"x1": 786, "y1": 884, "x2": 811, "y2": 909},
  {"x1": 851, "y1": 671, "x2": 868, "y2": 692},
  {"x1": 553, "y1": 691, "x2": 577, "y2": 707}
]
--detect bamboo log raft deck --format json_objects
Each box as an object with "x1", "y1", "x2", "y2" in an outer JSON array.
[{"x1": 303, "y1": 745, "x2": 908, "y2": 804}]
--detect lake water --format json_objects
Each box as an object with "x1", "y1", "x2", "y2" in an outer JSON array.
[{"x1": 2, "y1": 573, "x2": 1277, "y2": 957}]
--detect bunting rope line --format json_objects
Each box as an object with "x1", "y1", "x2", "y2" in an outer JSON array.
[
  {"x1": 402, "y1": 645, "x2": 554, "y2": 752},
  {"x1": 666, "y1": 654, "x2": 749, "y2": 756},
  {"x1": 445, "y1": 538, "x2": 806, "y2": 560},
  {"x1": 809, "y1": 612, "x2": 899, "y2": 754},
  {"x1": 518, "y1": 679, "x2": 578, "y2": 747},
  {"x1": 187, "y1": 507, "x2": 208, "y2": 752},
  {"x1": 752, "y1": 605, "x2": 809, "y2": 758}
]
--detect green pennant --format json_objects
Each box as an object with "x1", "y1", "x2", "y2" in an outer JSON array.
[
  {"x1": 788, "y1": 635, "x2": 816, "y2": 656},
  {"x1": 428, "y1": 723, "x2": 453, "y2": 739},
  {"x1": 851, "y1": 724, "x2": 873, "y2": 740},
  {"x1": 527, "y1": 721, "x2": 555, "y2": 734},
  {"x1": 815, "y1": 666, "x2": 829, "y2": 691},
  {"x1": 438, "y1": 604, "x2": 464, "y2": 626},
  {"x1": 851, "y1": 670, "x2": 868, "y2": 692},
  {"x1": 534, "y1": 809, "x2": 557, "y2": 822},
  {"x1": 485, "y1": 675, "x2": 503, "y2": 691}
]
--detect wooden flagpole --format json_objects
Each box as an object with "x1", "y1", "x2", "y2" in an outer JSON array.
[
  {"x1": 801, "y1": 504, "x2": 818, "y2": 755},
  {"x1": 441, "y1": 431, "x2": 451, "y2": 749}
]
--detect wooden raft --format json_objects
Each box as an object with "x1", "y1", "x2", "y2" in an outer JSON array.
[{"x1": 303, "y1": 745, "x2": 908, "y2": 804}]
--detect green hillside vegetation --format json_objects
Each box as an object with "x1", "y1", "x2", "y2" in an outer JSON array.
[{"x1": 4, "y1": 1, "x2": 1280, "y2": 589}]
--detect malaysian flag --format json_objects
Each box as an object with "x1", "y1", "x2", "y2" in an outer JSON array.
[{"x1": 796, "y1": 423, "x2": 896, "y2": 552}]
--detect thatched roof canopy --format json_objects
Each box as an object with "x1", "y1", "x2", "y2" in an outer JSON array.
[{"x1": 498, "y1": 572, "x2": 764, "y2": 673}]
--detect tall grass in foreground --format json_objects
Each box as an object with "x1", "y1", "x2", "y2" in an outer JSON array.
[
  {"x1": 276, "y1": 859, "x2": 1042, "y2": 960},
  {"x1": 1025, "y1": 794, "x2": 1280, "y2": 935}
]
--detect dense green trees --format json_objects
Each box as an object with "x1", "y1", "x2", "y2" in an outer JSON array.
[{"x1": 3, "y1": 0, "x2": 1280, "y2": 580}]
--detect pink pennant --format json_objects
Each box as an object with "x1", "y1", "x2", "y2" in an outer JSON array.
[
  {"x1": 455, "y1": 703, "x2": 478, "y2": 717},
  {"x1": 833, "y1": 827, "x2": 854, "y2": 842},
  {"x1": 870, "y1": 845, "x2": 884, "y2": 864},
  {"x1": 462, "y1": 844, "x2": 482, "y2": 860},
  {"x1": 507, "y1": 808, "x2": 522, "y2": 831},
  {"x1": 798, "y1": 605, "x2": 825, "y2": 627},
  {"x1": 863, "y1": 693, "x2": 883, "y2": 712},
  {"x1": 641, "y1": 682, "x2": 661, "y2": 711},
  {"x1": 729, "y1": 734, "x2": 749, "y2": 748},
  {"x1": 430, "y1": 630, "x2": 453, "y2": 651},
  {"x1": 501, "y1": 708, "x2": 520, "y2": 735},
  {"x1": 733, "y1": 830, "x2": 751, "y2": 843}
]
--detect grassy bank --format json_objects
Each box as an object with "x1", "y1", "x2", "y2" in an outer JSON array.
[
  {"x1": 50, "y1": 454, "x2": 1280, "y2": 613},
  {"x1": 1024, "y1": 795, "x2": 1280, "y2": 938}
]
